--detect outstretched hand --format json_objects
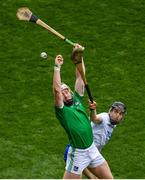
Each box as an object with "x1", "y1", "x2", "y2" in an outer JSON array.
[
  {"x1": 55, "y1": 55, "x2": 63, "y2": 66},
  {"x1": 71, "y1": 43, "x2": 84, "y2": 65},
  {"x1": 73, "y1": 43, "x2": 84, "y2": 51},
  {"x1": 89, "y1": 100, "x2": 97, "y2": 110}
]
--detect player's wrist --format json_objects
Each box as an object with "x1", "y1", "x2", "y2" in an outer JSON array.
[
  {"x1": 54, "y1": 64, "x2": 61, "y2": 71},
  {"x1": 90, "y1": 109, "x2": 97, "y2": 114},
  {"x1": 55, "y1": 64, "x2": 61, "y2": 67}
]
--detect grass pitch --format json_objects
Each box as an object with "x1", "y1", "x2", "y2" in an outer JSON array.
[{"x1": 0, "y1": 0, "x2": 145, "y2": 178}]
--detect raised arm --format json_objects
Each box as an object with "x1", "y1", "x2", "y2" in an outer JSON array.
[
  {"x1": 89, "y1": 101, "x2": 102, "y2": 124},
  {"x1": 75, "y1": 58, "x2": 85, "y2": 96},
  {"x1": 72, "y1": 44, "x2": 85, "y2": 96},
  {"x1": 53, "y1": 55, "x2": 64, "y2": 108}
]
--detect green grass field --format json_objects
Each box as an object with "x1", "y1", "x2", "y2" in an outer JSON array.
[{"x1": 0, "y1": 0, "x2": 145, "y2": 178}]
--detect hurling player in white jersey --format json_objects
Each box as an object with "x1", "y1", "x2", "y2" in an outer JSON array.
[
  {"x1": 90, "y1": 101, "x2": 126, "y2": 151},
  {"x1": 64, "y1": 101, "x2": 126, "y2": 178},
  {"x1": 82, "y1": 101, "x2": 127, "y2": 178}
]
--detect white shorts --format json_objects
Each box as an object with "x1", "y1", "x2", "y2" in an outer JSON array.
[{"x1": 65, "y1": 142, "x2": 105, "y2": 175}]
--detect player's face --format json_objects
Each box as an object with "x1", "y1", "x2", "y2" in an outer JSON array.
[
  {"x1": 61, "y1": 88, "x2": 72, "y2": 102},
  {"x1": 109, "y1": 108, "x2": 124, "y2": 124}
]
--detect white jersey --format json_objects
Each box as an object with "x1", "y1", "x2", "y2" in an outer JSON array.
[{"x1": 91, "y1": 112, "x2": 116, "y2": 151}]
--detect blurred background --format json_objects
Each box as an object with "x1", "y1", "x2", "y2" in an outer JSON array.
[{"x1": 0, "y1": 0, "x2": 145, "y2": 178}]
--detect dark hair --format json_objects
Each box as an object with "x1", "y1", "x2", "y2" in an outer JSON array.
[{"x1": 111, "y1": 101, "x2": 126, "y2": 114}]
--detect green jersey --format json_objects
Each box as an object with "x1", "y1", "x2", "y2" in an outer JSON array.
[{"x1": 55, "y1": 91, "x2": 93, "y2": 149}]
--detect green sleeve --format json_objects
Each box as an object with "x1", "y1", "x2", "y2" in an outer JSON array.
[
  {"x1": 55, "y1": 106, "x2": 66, "y2": 127},
  {"x1": 74, "y1": 91, "x2": 83, "y2": 103}
]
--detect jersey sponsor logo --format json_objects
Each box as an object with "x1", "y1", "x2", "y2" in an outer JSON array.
[
  {"x1": 73, "y1": 166, "x2": 79, "y2": 172},
  {"x1": 75, "y1": 101, "x2": 80, "y2": 106}
]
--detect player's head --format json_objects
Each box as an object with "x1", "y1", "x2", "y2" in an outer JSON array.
[
  {"x1": 109, "y1": 101, "x2": 126, "y2": 125},
  {"x1": 61, "y1": 83, "x2": 73, "y2": 106}
]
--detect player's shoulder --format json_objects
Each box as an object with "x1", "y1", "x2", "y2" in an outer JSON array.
[
  {"x1": 98, "y1": 112, "x2": 110, "y2": 122},
  {"x1": 99, "y1": 112, "x2": 109, "y2": 118},
  {"x1": 73, "y1": 91, "x2": 83, "y2": 101}
]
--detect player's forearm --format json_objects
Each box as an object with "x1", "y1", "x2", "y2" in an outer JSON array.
[
  {"x1": 90, "y1": 109, "x2": 97, "y2": 121},
  {"x1": 75, "y1": 59, "x2": 85, "y2": 95},
  {"x1": 53, "y1": 65, "x2": 62, "y2": 93},
  {"x1": 75, "y1": 58, "x2": 85, "y2": 78},
  {"x1": 90, "y1": 110, "x2": 101, "y2": 123}
]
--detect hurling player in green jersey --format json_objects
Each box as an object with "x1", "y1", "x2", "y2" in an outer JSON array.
[{"x1": 53, "y1": 44, "x2": 113, "y2": 179}]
